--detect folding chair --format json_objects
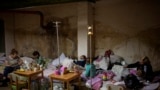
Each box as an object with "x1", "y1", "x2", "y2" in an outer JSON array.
[{"x1": 9, "y1": 75, "x2": 27, "y2": 90}]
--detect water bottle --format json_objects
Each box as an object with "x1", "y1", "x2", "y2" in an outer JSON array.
[
  {"x1": 144, "y1": 65, "x2": 147, "y2": 73},
  {"x1": 59, "y1": 87, "x2": 64, "y2": 90},
  {"x1": 53, "y1": 85, "x2": 59, "y2": 90},
  {"x1": 30, "y1": 80, "x2": 38, "y2": 90},
  {"x1": 39, "y1": 78, "x2": 49, "y2": 90}
]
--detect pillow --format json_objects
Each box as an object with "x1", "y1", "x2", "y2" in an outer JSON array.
[
  {"x1": 0, "y1": 57, "x2": 5, "y2": 65},
  {"x1": 94, "y1": 57, "x2": 108, "y2": 70},
  {"x1": 45, "y1": 59, "x2": 55, "y2": 70},
  {"x1": 111, "y1": 65, "x2": 124, "y2": 81},
  {"x1": 47, "y1": 63, "x2": 56, "y2": 70},
  {"x1": 52, "y1": 53, "x2": 66, "y2": 66},
  {"x1": 21, "y1": 57, "x2": 33, "y2": 69},
  {"x1": 121, "y1": 68, "x2": 130, "y2": 77},
  {"x1": 108, "y1": 55, "x2": 124, "y2": 64},
  {"x1": 62, "y1": 57, "x2": 75, "y2": 71},
  {"x1": 21, "y1": 57, "x2": 33, "y2": 64}
]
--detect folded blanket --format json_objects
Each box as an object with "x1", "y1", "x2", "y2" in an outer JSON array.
[{"x1": 86, "y1": 76, "x2": 102, "y2": 90}]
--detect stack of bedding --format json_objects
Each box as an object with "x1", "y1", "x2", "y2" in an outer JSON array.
[{"x1": 0, "y1": 53, "x2": 5, "y2": 73}]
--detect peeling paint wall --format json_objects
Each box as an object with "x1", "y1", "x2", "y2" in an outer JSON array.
[
  {"x1": 0, "y1": 0, "x2": 160, "y2": 71},
  {"x1": 95, "y1": 0, "x2": 160, "y2": 71},
  {"x1": 0, "y1": 3, "x2": 78, "y2": 58}
]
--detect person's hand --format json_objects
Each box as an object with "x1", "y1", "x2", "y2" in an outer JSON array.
[{"x1": 136, "y1": 70, "x2": 143, "y2": 77}]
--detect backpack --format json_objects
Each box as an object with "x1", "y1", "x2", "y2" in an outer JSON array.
[{"x1": 124, "y1": 74, "x2": 143, "y2": 89}]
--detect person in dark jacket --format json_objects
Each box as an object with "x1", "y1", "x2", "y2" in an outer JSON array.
[
  {"x1": 74, "y1": 55, "x2": 86, "y2": 67},
  {"x1": 125, "y1": 56, "x2": 153, "y2": 82}
]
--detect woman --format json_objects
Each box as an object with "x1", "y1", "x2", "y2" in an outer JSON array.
[
  {"x1": 74, "y1": 55, "x2": 86, "y2": 67},
  {"x1": 32, "y1": 51, "x2": 45, "y2": 67},
  {"x1": 81, "y1": 58, "x2": 96, "y2": 80},
  {"x1": 126, "y1": 56, "x2": 153, "y2": 81},
  {"x1": 2, "y1": 49, "x2": 23, "y2": 86}
]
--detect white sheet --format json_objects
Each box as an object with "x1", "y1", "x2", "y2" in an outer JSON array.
[
  {"x1": 52, "y1": 53, "x2": 66, "y2": 66},
  {"x1": 142, "y1": 82, "x2": 159, "y2": 90},
  {"x1": 43, "y1": 68, "x2": 55, "y2": 78},
  {"x1": 101, "y1": 81, "x2": 159, "y2": 90}
]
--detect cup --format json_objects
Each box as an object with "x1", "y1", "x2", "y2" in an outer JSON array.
[
  {"x1": 34, "y1": 67, "x2": 37, "y2": 72},
  {"x1": 61, "y1": 71, "x2": 64, "y2": 75}
]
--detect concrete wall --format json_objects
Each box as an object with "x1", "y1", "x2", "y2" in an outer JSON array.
[
  {"x1": 94, "y1": 0, "x2": 160, "y2": 71},
  {"x1": 0, "y1": 0, "x2": 160, "y2": 71},
  {"x1": 0, "y1": 13, "x2": 15, "y2": 55},
  {"x1": 0, "y1": 2, "x2": 78, "y2": 58}
]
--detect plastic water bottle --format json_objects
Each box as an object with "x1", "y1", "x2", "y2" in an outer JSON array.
[
  {"x1": 53, "y1": 85, "x2": 59, "y2": 90},
  {"x1": 144, "y1": 65, "x2": 147, "y2": 73},
  {"x1": 39, "y1": 78, "x2": 49, "y2": 90},
  {"x1": 30, "y1": 80, "x2": 38, "y2": 90}
]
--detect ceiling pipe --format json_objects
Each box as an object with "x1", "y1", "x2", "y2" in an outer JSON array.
[{"x1": 0, "y1": 10, "x2": 46, "y2": 29}]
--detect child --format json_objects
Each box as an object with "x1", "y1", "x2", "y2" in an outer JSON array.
[
  {"x1": 32, "y1": 51, "x2": 45, "y2": 67},
  {"x1": 81, "y1": 58, "x2": 96, "y2": 80}
]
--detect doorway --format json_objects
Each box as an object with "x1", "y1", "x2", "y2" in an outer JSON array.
[{"x1": 0, "y1": 19, "x2": 5, "y2": 53}]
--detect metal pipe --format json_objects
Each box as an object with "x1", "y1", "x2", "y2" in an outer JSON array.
[{"x1": 0, "y1": 10, "x2": 46, "y2": 28}]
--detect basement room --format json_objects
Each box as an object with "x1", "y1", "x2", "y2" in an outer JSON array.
[{"x1": 0, "y1": 0, "x2": 160, "y2": 90}]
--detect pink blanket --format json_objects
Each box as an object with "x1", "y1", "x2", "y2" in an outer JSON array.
[{"x1": 86, "y1": 76, "x2": 102, "y2": 90}]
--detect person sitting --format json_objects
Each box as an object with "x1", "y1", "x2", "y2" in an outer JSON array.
[
  {"x1": 32, "y1": 51, "x2": 45, "y2": 67},
  {"x1": 1, "y1": 49, "x2": 23, "y2": 86},
  {"x1": 81, "y1": 58, "x2": 96, "y2": 80},
  {"x1": 125, "y1": 56, "x2": 153, "y2": 82},
  {"x1": 74, "y1": 55, "x2": 86, "y2": 67}
]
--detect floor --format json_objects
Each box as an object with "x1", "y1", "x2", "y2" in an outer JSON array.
[
  {"x1": 0, "y1": 84, "x2": 88, "y2": 90},
  {"x1": 0, "y1": 87, "x2": 88, "y2": 90},
  {"x1": 0, "y1": 86, "x2": 10, "y2": 90},
  {"x1": 0, "y1": 75, "x2": 89, "y2": 90}
]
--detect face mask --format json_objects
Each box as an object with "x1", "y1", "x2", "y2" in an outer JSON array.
[{"x1": 80, "y1": 59, "x2": 84, "y2": 61}]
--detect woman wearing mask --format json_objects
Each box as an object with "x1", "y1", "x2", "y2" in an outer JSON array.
[{"x1": 74, "y1": 55, "x2": 86, "y2": 67}]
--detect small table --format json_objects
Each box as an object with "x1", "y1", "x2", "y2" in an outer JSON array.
[
  {"x1": 14, "y1": 70, "x2": 43, "y2": 90},
  {"x1": 49, "y1": 72, "x2": 80, "y2": 90}
]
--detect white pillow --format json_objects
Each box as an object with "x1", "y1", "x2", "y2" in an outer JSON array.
[
  {"x1": 21, "y1": 57, "x2": 33, "y2": 64},
  {"x1": 108, "y1": 55, "x2": 124, "y2": 64},
  {"x1": 52, "y1": 53, "x2": 66, "y2": 66},
  {"x1": 121, "y1": 68, "x2": 130, "y2": 77},
  {"x1": 47, "y1": 62, "x2": 56, "y2": 70},
  {"x1": 111, "y1": 65, "x2": 124, "y2": 81},
  {"x1": 21, "y1": 57, "x2": 33, "y2": 69},
  {"x1": 62, "y1": 57, "x2": 75, "y2": 71},
  {"x1": 94, "y1": 57, "x2": 108, "y2": 70},
  {"x1": 0, "y1": 57, "x2": 5, "y2": 65},
  {"x1": 111, "y1": 65, "x2": 124, "y2": 76}
]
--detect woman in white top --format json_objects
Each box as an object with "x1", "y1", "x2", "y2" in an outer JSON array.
[{"x1": 1, "y1": 49, "x2": 23, "y2": 87}]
